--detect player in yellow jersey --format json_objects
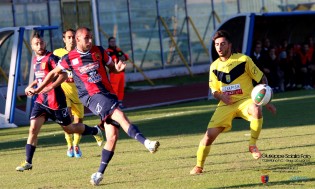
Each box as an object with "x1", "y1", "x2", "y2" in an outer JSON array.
[
  {"x1": 190, "y1": 30, "x2": 277, "y2": 175},
  {"x1": 53, "y1": 29, "x2": 85, "y2": 158}
]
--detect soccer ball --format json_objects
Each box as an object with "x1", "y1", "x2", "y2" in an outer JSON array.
[{"x1": 251, "y1": 84, "x2": 273, "y2": 106}]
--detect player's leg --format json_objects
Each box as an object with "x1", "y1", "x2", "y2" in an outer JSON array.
[
  {"x1": 110, "y1": 108, "x2": 160, "y2": 153},
  {"x1": 238, "y1": 99, "x2": 263, "y2": 159},
  {"x1": 190, "y1": 127, "x2": 224, "y2": 175},
  {"x1": 90, "y1": 123, "x2": 119, "y2": 186},
  {"x1": 64, "y1": 131, "x2": 74, "y2": 157},
  {"x1": 72, "y1": 103, "x2": 84, "y2": 158},
  {"x1": 16, "y1": 116, "x2": 45, "y2": 171},
  {"x1": 247, "y1": 102, "x2": 263, "y2": 159},
  {"x1": 55, "y1": 107, "x2": 104, "y2": 147},
  {"x1": 64, "y1": 99, "x2": 74, "y2": 157},
  {"x1": 190, "y1": 105, "x2": 234, "y2": 175}
]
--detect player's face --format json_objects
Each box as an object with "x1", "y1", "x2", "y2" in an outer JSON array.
[
  {"x1": 63, "y1": 31, "x2": 75, "y2": 51},
  {"x1": 214, "y1": 37, "x2": 231, "y2": 59},
  {"x1": 31, "y1": 37, "x2": 46, "y2": 56},
  {"x1": 76, "y1": 29, "x2": 93, "y2": 52},
  {"x1": 109, "y1": 39, "x2": 116, "y2": 48}
]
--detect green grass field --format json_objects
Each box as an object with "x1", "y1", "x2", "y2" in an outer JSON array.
[{"x1": 0, "y1": 90, "x2": 314, "y2": 189}]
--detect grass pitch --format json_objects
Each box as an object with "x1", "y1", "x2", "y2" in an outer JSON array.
[{"x1": 0, "y1": 90, "x2": 314, "y2": 189}]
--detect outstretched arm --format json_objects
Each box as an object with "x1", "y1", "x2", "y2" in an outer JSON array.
[
  {"x1": 25, "y1": 80, "x2": 38, "y2": 96},
  {"x1": 38, "y1": 71, "x2": 67, "y2": 94},
  {"x1": 258, "y1": 75, "x2": 269, "y2": 85},
  {"x1": 258, "y1": 75, "x2": 277, "y2": 114},
  {"x1": 31, "y1": 66, "x2": 65, "y2": 94}
]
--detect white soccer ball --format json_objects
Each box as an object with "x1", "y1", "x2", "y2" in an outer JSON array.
[{"x1": 251, "y1": 84, "x2": 273, "y2": 106}]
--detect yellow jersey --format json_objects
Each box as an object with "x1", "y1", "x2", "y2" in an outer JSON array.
[
  {"x1": 209, "y1": 53, "x2": 263, "y2": 106},
  {"x1": 53, "y1": 48, "x2": 82, "y2": 108}
]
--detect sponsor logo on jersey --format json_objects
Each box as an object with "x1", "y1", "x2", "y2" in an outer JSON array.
[
  {"x1": 226, "y1": 75, "x2": 231, "y2": 83},
  {"x1": 35, "y1": 71, "x2": 45, "y2": 78},
  {"x1": 78, "y1": 62, "x2": 99, "y2": 74},
  {"x1": 72, "y1": 58, "x2": 79, "y2": 65},
  {"x1": 221, "y1": 84, "x2": 243, "y2": 95},
  {"x1": 95, "y1": 53, "x2": 101, "y2": 60},
  {"x1": 41, "y1": 62, "x2": 46, "y2": 69},
  {"x1": 87, "y1": 71, "x2": 102, "y2": 83}
]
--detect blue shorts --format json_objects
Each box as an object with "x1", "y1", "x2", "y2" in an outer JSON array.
[
  {"x1": 30, "y1": 102, "x2": 72, "y2": 126},
  {"x1": 82, "y1": 92, "x2": 119, "y2": 121}
]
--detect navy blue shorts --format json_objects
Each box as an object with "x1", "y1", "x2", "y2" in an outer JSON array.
[
  {"x1": 30, "y1": 102, "x2": 72, "y2": 126},
  {"x1": 82, "y1": 92, "x2": 119, "y2": 121}
]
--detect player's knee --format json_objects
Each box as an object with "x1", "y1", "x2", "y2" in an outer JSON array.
[
  {"x1": 63, "y1": 124, "x2": 77, "y2": 134},
  {"x1": 106, "y1": 134, "x2": 118, "y2": 145}
]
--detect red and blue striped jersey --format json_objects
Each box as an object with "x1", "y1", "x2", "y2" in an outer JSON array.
[
  {"x1": 58, "y1": 46, "x2": 114, "y2": 98},
  {"x1": 33, "y1": 51, "x2": 67, "y2": 110}
]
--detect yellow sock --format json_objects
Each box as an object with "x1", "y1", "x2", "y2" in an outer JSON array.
[
  {"x1": 65, "y1": 132, "x2": 73, "y2": 148},
  {"x1": 73, "y1": 133, "x2": 82, "y2": 146},
  {"x1": 196, "y1": 143, "x2": 211, "y2": 168},
  {"x1": 249, "y1": 118, "x2": 263, "y2": 145}
]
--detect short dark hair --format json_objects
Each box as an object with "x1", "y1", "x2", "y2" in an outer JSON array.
[
  {"x1": 212, "y1": 30, "x2": 231, "y2": 43},
  {"x1": 108, "y1": 36, "x2": 115, "y2": 42},
  {"x1": 62, "y1": 28, "x2": 75, "y2": 38},
  {"x1": 32, "y1": 32, "x2": 41, "y2": 40}
]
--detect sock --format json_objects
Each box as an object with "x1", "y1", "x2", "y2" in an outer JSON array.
[
  {"x1": 73, "y1": 133, "x2": 82, "y2": 146},
  {"x1": 196, "y1": 143, "x2": 211, "y2": 168},
  {"x1": 65, "y1": 132, "x2": 73, "y2": 148},
  {"x1": 98, "y1": 149, "x2": 114, "y2": 174},
  {"x1": 25, "y1": 144, "x2": 36, "y2": 164},
  {"x1": 249, "y1": 118, "x2": 263, "y2": 145},
  {"x1": 82, "y1": 124, "x2": 98, "y2": 135},
  {"x1": 127, "y1": 124, "x2": 146, "y2": 144}
]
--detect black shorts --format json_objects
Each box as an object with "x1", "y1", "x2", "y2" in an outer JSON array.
[
  {"x1": 30, "y1": 102, "x2": 72, "y2": 126},
  {"x1": 82, "y1": 92, "x2": 119, "y2": 121}
]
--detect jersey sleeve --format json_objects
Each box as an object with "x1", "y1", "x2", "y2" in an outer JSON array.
[
  {"x1": 104, "y1": 51, "x2": 112, "y2": 65},
  {"x1": 246, "y1": 56, "x2": 264, "y2": 83},
  {"x1": 209, "y1": 63, "x2": 220, "y2": 93},
  {"x1": 49, "y1": 54, "x2": 60, "y2": 69},
  {"x1": 57, "y1": 55, "x2": 70, "y2": 71}
]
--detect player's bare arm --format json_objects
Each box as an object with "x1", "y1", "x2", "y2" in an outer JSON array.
[
  {"x1": 25, "y1": 80, "x2": 38, "y2": 96},
  {"x1": 39, "y1": 72, "x2": 68, "y2": 94},
  {"x1": 259, "y1": 75, "x2": 268, "y2": 85},
  {"x1": 33, "y1": 66, "x2": 65, "y2": 94},
  {"x1": 213, "y1": 91, "x2": 233, "y2": 105},
  {"x1": 258, "y1": 75, "x2": 276, "y2": 114}
]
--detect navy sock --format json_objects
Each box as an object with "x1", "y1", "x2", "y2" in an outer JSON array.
[
  {"x1": 25, "y1": 144, "x2": 36, "y2": 164},
  {"x1": 82, "y1": 124, "x2": 98, "y2": 135},
  {"x1": 98, "y1": 149, "x2": 114, "y2": 174},
  {"x1": 127, "y1": 124, "x2": 146, "y2": 144}
]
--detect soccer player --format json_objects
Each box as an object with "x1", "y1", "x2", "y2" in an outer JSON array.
[
  {"x1": 106, "y1": 36, "x2": 129, "y2": 109},
  {"x1": 31, "y1": 27, "x2": 160, "y2": 186},
  {"x1": 190, "y1": 30, "x2": 277, "y2": 175},
  {"x1": 16, "y1": 32, "x2": 104, "y2": 172},
  {"x1": 54, "y1": 29, "x2": 85, "y2": 158}
]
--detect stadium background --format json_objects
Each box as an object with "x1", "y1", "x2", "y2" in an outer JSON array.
[{"x1": 1, "y1": 0, "x2": 314, "y2": 86}]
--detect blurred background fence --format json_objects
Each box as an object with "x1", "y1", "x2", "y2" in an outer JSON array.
[{"x1": 0, "y1": 0, "x2": 314, "y2": 86}]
